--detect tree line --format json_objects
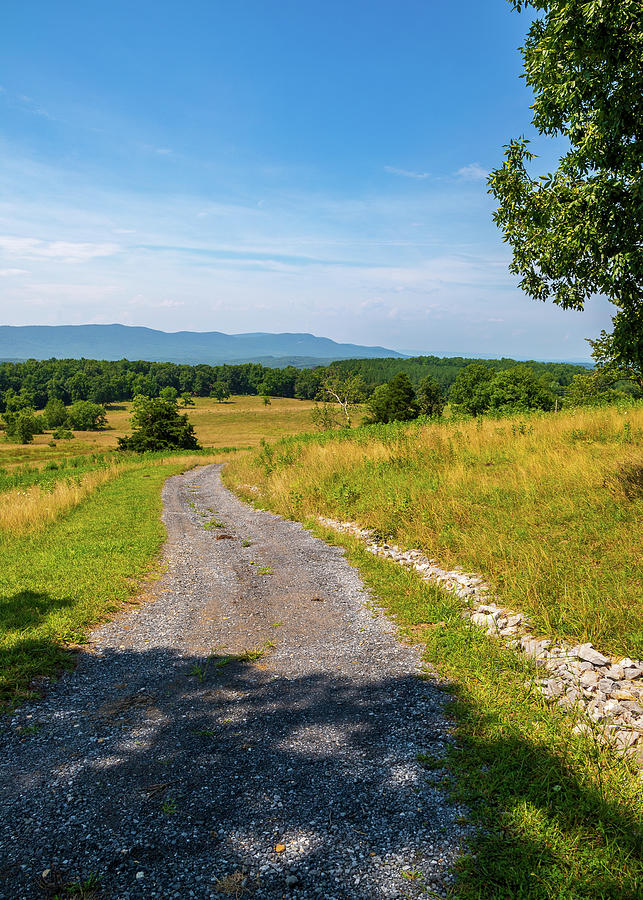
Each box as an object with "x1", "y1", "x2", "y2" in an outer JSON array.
[{"x1": 0, "y1": 354, "x2": 600, "y2": 414}]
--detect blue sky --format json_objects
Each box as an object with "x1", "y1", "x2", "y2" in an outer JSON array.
[{"x1": 0, "y1": 0, "x2": 612, "y2": 359}]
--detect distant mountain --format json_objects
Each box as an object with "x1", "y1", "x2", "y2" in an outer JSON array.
[{"x1": 0, "y1": 325, "x2": 404, "y2": 365}]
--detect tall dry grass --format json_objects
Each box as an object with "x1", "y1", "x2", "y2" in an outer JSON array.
[
  {"x1": 0, "y1": 464, "x2": 126, "y2": 534},
  {"x1": 225, "y1": 405, "x2": 643, "y2": 655}
]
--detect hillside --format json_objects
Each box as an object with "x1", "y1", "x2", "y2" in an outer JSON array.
[{"x1": 0, "y1": 325, "x2": 403, "y2": 365}]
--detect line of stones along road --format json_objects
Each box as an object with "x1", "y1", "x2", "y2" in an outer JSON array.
[{"x1": 318, "y1": 517, "x2": 643, "y2": 768}]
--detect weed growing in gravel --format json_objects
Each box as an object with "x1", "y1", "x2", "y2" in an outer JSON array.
[
  {"x1": 161, "y1": 798, "x2": 177, "y2": 815},
  {"x1": 203, "y1": 519, "x2": 225, "y2": 529},
  {"x1": 257, "y1": 566, "x2": 274, "y2": 576},
  {"x1": 187, "y1": 645, "x2": 270, "y2": 682},
  {"x1": 241, "y1": 539, "x2": 252, "y2": 547},
  {"x1": 416, "y1": 752, "x2": 445, "y2": 770}
]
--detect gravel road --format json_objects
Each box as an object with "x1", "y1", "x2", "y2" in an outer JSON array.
[{"x1": 0, "y1": 464, "x2": 469, "y2": 899}]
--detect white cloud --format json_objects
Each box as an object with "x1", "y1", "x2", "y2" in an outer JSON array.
[
  {"x1": 0, "y1": 267, "x2": 28, "y2": 276},
  {"x1": 384, "y1": 166, "x2": 430, "y2": 180},
  {"x1": 0, "y1": 235, "x2": 120, "y2": 262},
  {"x1": 455, "y1": 162, "x2": 489, "y2": 181}
]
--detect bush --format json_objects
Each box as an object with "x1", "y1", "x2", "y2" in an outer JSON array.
[
  {"x1": 117, "y1": 395, "x2": 201, "y2": 452},
  {"x1": 43, "y1": 398, "x2": 68, "y2": 429},
  {"x1": 2, "y1": 408, "x2": 40, "y2": 444},
  {"x1": 450, "y1": 363, "x2": 555, "y2": 416},
  {"x1": 67, "y1": 401, "x2": 107, "y2": 430}
]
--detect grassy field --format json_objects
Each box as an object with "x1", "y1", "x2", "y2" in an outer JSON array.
[
  {"x1": 0, "y1": 394, "x2": 320, "y2": 467},
  {"x1": 225, "y1": 404, "x2": 643, "y2": 657}
]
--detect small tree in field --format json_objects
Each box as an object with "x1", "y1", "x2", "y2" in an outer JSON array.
[
  {"x1": 416, "y1": 375, "x2": 445, "y2": 418},
  {"x1": 118, "y1": 395, "x2": 200, "y2": 452},
  {"x1": 210, "y1": 381, "x2": 231, "y2": 402},
  {"x1": 67, "y1": 401, "x2": 107, "y2": 430},
  {"x1": 43, "y1": 397, "x2": 68, "y2": 429},
  {"x1": 159, "y1": 386, "x2": 178, "y2": 402},
  {"x1": 366, "y1": 373, "x2": 418, "y2": 424},
  {"x1": 449, "y1": 364, "x2": 494, "y2": 416},
  {"x1": 317, "y1": 374, "x2": 367, "y2": 427}
]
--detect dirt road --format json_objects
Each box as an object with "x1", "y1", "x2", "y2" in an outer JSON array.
[{"x1": 0, "y1": 465, "x2": 468, "y2": 899}]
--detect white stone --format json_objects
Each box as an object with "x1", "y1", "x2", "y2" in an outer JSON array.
[{"x1": 573, "y1": 643, "x2": 611, "y2": 667}]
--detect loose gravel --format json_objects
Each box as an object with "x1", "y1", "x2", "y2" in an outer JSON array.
[{"x1": 0, "y1": 465, "x2": 470, "y2": 899}]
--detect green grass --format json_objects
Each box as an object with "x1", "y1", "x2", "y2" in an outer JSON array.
[
  {"x1": 225, "y1": 404, "x2": 643, "y2": 656},
  {"x1": 314, "y1": 524, "x2": 643, "y2": 899},
  {"x1": 0, "y1": 460, "x2": 190, "y2": 710}
]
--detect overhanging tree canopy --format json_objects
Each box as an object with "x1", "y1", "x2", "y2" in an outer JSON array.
[{"x1": 489, "y1": 0, "x2": 643, "y2": 383}]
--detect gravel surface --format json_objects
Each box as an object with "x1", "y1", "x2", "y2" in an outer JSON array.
[{"x1": 0, "y1": 464, "x2": 470, "y2": 899}]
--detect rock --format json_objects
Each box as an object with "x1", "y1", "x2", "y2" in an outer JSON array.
[
  {"x1": 521, "y1": 638, "x2": 551, "y2": 658},
  {"x1": 580, "y1": 670, "x2": 599, "y2": 688},
  {"x1": 614, "y1": 731, "x2": 639, "y2": 751},
  {"x1": 598, "y1": 679, "x2": 615, "y2": 695},
  {"x1": 506, "y1": 614, "x2": 524, "y2": 628},
  {"x1": 573, "y1": 644, "x2": 610, "y2": 667},
  {"x1": 624, "y1": 666, "x2": 643, "y2": 680},
  {"x1": 605, "y1": 664, "x2": 625, "y2": 681},
  {"x1": 541, "y1": 678, "x2": 564, "y2": 698},
  {"x1": 470, "y1": 612, "x2": 497, "y2": 629},
  {"x1": 285, "y1": 875, "x2": 299, "y2": 887},
  {"x1": 613, "y1": 690, "x2": 637, "y2": 702}
]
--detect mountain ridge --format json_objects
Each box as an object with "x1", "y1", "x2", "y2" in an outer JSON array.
[{"x1": 0, "y1": 324, "x2": 404, "y2": 365}]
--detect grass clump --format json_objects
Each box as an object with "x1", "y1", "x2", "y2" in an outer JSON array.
[{"x1": 225, "y1": 404, "x2": 643, "y2": 656}]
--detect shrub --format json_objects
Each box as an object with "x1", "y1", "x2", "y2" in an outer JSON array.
[
  {"x1": 67, "y1": 401, "x2": 107, "y2": 430},
  {"x1": 117, "y1": 395, "x2": 200, "y2": 452},
  {"x1": 2, "y1": 408, "x2": 41, "y2": 444},
  {"x1": 43, "y1": 397, "x2": 68, "y2": 429}
]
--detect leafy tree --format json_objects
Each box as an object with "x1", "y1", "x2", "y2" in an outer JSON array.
[
  {"x1": 367, "y1": 373, "x2": 418, "y2": 424},
  {"x1": 490, "y1": 1, "x2": 643, "y2": 376},
  {"x1": 416, "y1": 375, "x2": 445, "y2": 418},
  {"x1": 159, "y1": 386, "x2": 178, "y2": 402},
  {"x1": 449, "y1": 364, "x2": 494, "y2": 416},
  {"x1": 43, "y1": 397, "x2": 68, "y2": 429},
  {"x1": 179, "y1": 392, "x2": 195, "y2": 407},
  {"x1": 564, "y1": 372, "x2": 627, "y2": 407},
  {"x1": 588, "y1": 308, "x2": 643, "y2": 391},
  {"x1": 118, "y1": 395, "x2": 200, "y2": 452},
  {"x1": 487, "y1": 365, "x2": 555, "y2": 412},
  {"x1": 261, "y1": 394, "x2": 271, "y2": 406},
  {"x1": 67, "y1": 401, "x2": 107, "y2": 430},
  {"x1": 2, "y1": 408, "x2": 40, "y2": 443},
  {"x1": 210, "y1": 380, "x2": 231, "y2": 402}
]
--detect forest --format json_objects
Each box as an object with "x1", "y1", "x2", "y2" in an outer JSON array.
[{"x1": 0, "y1": 354, "x2": 592, "y2": 412}]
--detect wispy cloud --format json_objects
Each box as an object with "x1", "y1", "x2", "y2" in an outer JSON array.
[
  {"x1": 384, "y1": 166, "x2": 430, "y2": 180},
  {"x1": 0, "y1": 235, "x2": 120, "y2": 262},
  {"x1": 455, "y1": 162, "x2": 489, "y2": 181},
  {"x1": 0, "y1": 267, "x2": 28, "y2": 276}
]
